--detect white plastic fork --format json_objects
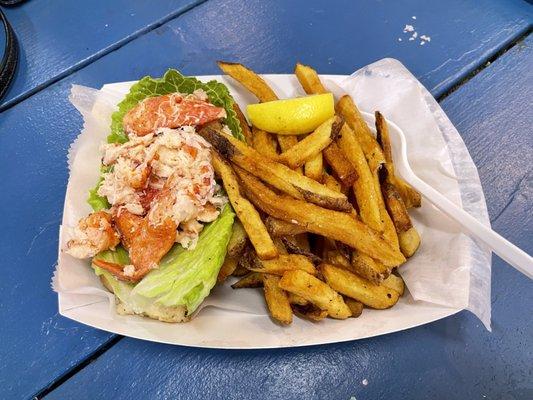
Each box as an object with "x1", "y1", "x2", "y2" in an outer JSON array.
[{"x1": 380, "y1": 115, "x2": 533, "y2": 279}]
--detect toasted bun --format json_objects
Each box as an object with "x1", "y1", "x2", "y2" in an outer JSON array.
[{"x1": 99, "y1": 275, "x2": 190, "y2": 323}]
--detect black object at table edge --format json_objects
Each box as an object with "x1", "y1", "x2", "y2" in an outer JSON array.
[{"x1": 0, "y1": 8, "x2": 18, "y2": 103}]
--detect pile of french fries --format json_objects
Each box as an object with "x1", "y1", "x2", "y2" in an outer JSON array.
[{"x1": 210, "y1": 62, "x2": 422, "y2": 325}]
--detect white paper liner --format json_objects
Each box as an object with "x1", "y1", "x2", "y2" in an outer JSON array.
[{"x1": 53, "y1": 59, "x2": 491, "y2": 348}]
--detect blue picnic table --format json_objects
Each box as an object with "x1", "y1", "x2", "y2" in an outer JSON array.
[{"x1": 0, "y1": 1, "x2": 531, "y2": 399}]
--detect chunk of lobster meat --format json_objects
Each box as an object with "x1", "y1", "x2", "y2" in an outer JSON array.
[
  {"x1": 112, "y1": 210, "x2": 177, "y2": 282},
  {"x1": 123, "y1": 93, "x2": 227, "y2": 137},
  {"x1": 66, "y1": 211, "x2": 120, "y2": 259}
]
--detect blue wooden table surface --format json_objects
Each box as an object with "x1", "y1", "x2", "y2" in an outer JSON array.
[{"x1": 0, "y1": 1, "x2": 531, "y2": 399}]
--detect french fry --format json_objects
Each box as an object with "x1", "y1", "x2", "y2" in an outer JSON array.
[
  {"x1": 237, "y1": 168, "x2": 406, "y2": 267},
  {"x1": 233, "y1": 262, "x2": 250, "y2": 277},
  {"x1": 232, "y1": 103, "x2": 253, "y2": 146},
  {"x1": 336, "y1": 95, "x2": 385, "y2": 172},
  {"x1": 399, "y1": 226, "x2": 421, "y2": 258},
  {"x1": 322, "y1": 263, "x2": 400, "y2": 309},
  {"x1": 287, "y1": 292, "x2": 309, "y2": 306},
  {"x1": 281, "y1": 237, "x2": 322, "y2": 265},
  {"x1": 375, "y1": 111, "x2": 421, "y2": 208},
  {"x1": 351, "y1": 251, "x2": 390, "y2": 284},
  {"x1": 277, "y1": 135, "x2": 303, "y2": 173},
  {"x1": 252, "y1": 126, "x2": 278, "y2": 158},
  {"x1": 323, "y1": 249, "x2": 351, "y2": 269},
  {"x1": 265, "y1": 217, "x2": 308, "y2": 237},
  {"x1": 227, "y1": 220, "x2": 248, "y2": 258},
  {"x1": 212, "y1": 153, "x2": 278, "y2": 260},
  {"x1": 291, "y1": 233, "x2": 311, "y2": 251},
  {"x1": 273, "y1": 237, "x2": 289, "y2": 254},
  {"x1": 323, "y1": 172, "x2": 343, "y2": 193},
  {"x1": 247, "y1": 252, "x2": 317, "y2": 276},
  {"x1": 279, "y1": 270, "x2": 351, "y2": 319},
  {"x1": 381, "y1": 273, "x2": 405, "y2": 296},
  {"x1": 304, "y1": 153, "x2": 324, "y2": 182},
  {"x1": 263, "y1": 274, "x2": 293, "y2": 325},
  {"x1": 217, "y1": 256, "x2": 238, "y2": 284},
  {"x1": 231, "y1": 272, "x2": 264, "y2": 289},
  {"x1": 337, "y1": 123, "x2": 382, "y2": 231},
  {"x1": 344, "y1": 297, "x2": 364, "y2": 318},
  {"x1": 217, "y1": 61, "x2": 277, "y2": 102},
  {"x1": 323, "y1": 142, "x2": 358, "y2": 187},
  {"x1": 277, "y1": 116, "x2": 342, "y2": 169},
  {"x1": 294, "y1": 63, "x2": 328, "y2": 95},
  {"x1": 381, "y1": 180, "x2": 412, "y2": 233},
  {"x1": 200, "y1": 123, "x2": 352, "y2": 211},
  {"x1": 292, "y1": 305, "x2": 328, "y2": 321},
  {"x1": 373, "y1": 172, "x2": 400, "y2": 250}
]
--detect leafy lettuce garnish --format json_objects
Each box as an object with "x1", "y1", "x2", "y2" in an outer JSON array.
[
  {"x1": 93, "y1": 205, "x2": 234, "y2": 316},
  {"x1": 108, "y1": 69, "x2": 243, "y2": 144}
]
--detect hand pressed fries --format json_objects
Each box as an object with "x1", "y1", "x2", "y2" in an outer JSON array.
[{"x1": 214, "y1": 62, "x2": 422, "y2": 325}]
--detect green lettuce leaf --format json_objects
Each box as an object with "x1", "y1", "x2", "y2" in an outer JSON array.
[
  {"x1": 132, "y1": 204, "x2": 234, "y2": 314},
  {"x1": 108, "y1": 69, "x2": 243, "y2": 143}
]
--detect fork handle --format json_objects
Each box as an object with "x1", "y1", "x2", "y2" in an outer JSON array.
[{"x1": 406, "y1": 175, "x2": 533, "y2": 279}]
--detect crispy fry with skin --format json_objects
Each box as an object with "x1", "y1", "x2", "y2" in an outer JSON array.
[
  {"x1": 237, "y1": 169, "x2": 406, "y2": 267},
  {"x1": 287, "y1": 293, "x2": 309, "y2": 306},
  {"x1": 381, "y1": 180, "x2": 413, "y2": 233},
  {"x1": 233, "y1": 262, "x2": 251, "y2": 277},
  {"x1": 217, "y1": 61, "x2": 277, "y2": 102},
  {"x1": 212, "y1": 153, "x2": 277, "y2": 260},
  {"x1": 227, "y1": 220, "x2": 248, "y2": 258},
  {"x1": 199, "y1": 123, "x2": 352, "y2": 211},
  {"x1": 337, "y1": 124, "x2": 382, "y2": 231},
  {"x1": 381, "y1": 273, "x2": 405, "y2": 296},
  {"x1": 323, "y1": 142, "x2": 358, "y2": 187},
  {"x1": 399, "y1": 226, "x2": 421, "y2": 258},
  {"x1": 265, "y1": 217, "x2": 308, "y2": 237},
  {"x1": 336, "y1": 95, "x2": 385, "y2": 172},
  {"x1": 323, "y1": 172, "x2": 343, "y2": 193},
  {"x1": 304, "y1": 153, "x2": 324, "y2": 182},
  {"x1": 263, "y1": 274, "x2": 293, "y2": 325},
  {"x1": 233, "y1": 103, "x2": 253, "y2": 146},
  {"x1": 281, "y1": 237, "x2": 322, "y2": 265},
  {"x1": 252, "y1": 126, "x2": 278, "y2": 158},
  {"x1": 277, "y1": 116, "x2": 342, "y2": 168},
  {"x1": 344, "y1": 297, "x2": 364, "y2": 318},
  {"x1": 294, "y1": 63, "x2": 328, "y2": 95},
  {"x1": 231, "y1": 272, "x2": 264, "y2": 289},
  {"x1": 217, "y1": 256, "x2": 239, "y2": 284},
  {"x1": 322, "y1": 263, "x2": 400, "y2": 309},
  {"x1": 373, "y1": 171, "x2": 400, "y2": 250},
  {"x1": 279, "y1": 270, "x2": 351, "y2": 319},
  {"x1": 324, "y1": 250, "x2": 351, "y2": 269},
  {"x1": 351, "y1": 251, "x2": 391, "y2": 284},
  {"x1": 246, "y1": 252, "x2": 317, "y2": 276},
  {"x1": 375, "y1": 111, "x2": 421, "y2": 208}
]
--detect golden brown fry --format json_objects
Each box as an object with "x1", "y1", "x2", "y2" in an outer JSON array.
[
  {"x1": 247, "y1": 253, "x2": 317, "y2": 276},
  {"x1": 294, "y1": 63, "x2": 328, "y2": 95},
  {"x1": 399, "y1": 226, "x2": 421, "y2": 258},
  {"x1": 217, "y1": 256, "x2": 239, "y2": 284},
  {"x1": 323, "y1": 250, "x2": 351, "y2": 269},
  {"x1": 337, "y1": 124, "x2": 382, "y2": 231},
  {"x1": 336, "y1": 95, "x2": 385, "y2": 172},
  {"x1": 265, "y1": 217, "x2": 308, "y2": 237},
  {"x1": 263, "y1": 274, "x2": 293, "y2": 325},
  {"x1": 212, "y1": 153, "x2": 277, "y2": 260},
  {"x1": 217, "y1": 61, "x2": 277, "y2": 102},
  {"x1": 292, "y1": 305, "x2": 328, "y2": 321},
  {"x1": 227, "y1": 220, "x2": 248, "y2": 258},
  {"x1": 323, "y1": 172, "x2": 343, "y2": 193},
  {"x1": 277, "y1": 116, "x2": 342, "y2": 169},
  {"x1": 233, "y1": 262, "x2": 250, "y2": 277},
  {"x1": 281, "y1": 237, "x2": 322, "y2": 265},
  {"x1": 304, "y1": 153, "x2": 324, "y2": 182},
  {"x1": 199, "y1": 123, "x2": 351, "y2": 211},
  {"x1": 351, "y1": 251, "x2": 391, "y2": 284},
  {"x1": 375, "y1": 111, "x2": 421, "y2": 208},
  {"x1": 233, "y1": 103, "x2": 253, "y2": 146},
  {"x1": 231, "y1": 272, "x2": 264, "y2": 289},
  {"x1": 323, "y1": 142, "x2": 358, "y2": 187},
  {"x1": 344, "y1": 297, "x2": 364, "y2": 318},
  {"x1": 237, "y1": 169, "x2": 406, "y2": 267},
  {"x1": 322, "y1": 263, "x2": 400, "y2": 309},
  {"x1": 373, "y1": 172, "x2": 400, "y2": 250},
  {"x1": 287, "y1": 292, "x2": 309, "y2": 306},
  {"x1": 381, "y1": 273, "x2": 405, "y2": 296},
  {"x1": 381, "y1": 180, "x2": 413, "y2": 233},
  {"x1": 252, "y1": 126, "x2": 278, "y2": 158},
  {"x1": 279, "y1": 270, "x2": 351, "y2": 319},
  {"x1": 273, "y1": 237, "x2": 289, "y2": 254}
]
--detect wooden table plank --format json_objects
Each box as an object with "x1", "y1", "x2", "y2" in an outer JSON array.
[
  {"x1": 0, "y1": 0, "x2": 206, "y2": 110},
  {"x1": 0, "y1": 1, "x2": 531, "y2": 398},
  {"x1": 43, "y1": 35, "x2": 533, "y2": 400}
]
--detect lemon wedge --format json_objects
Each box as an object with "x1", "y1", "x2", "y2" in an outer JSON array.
[{"x1": 246, "y1": 93, "x2": 334, "y2": 134}]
